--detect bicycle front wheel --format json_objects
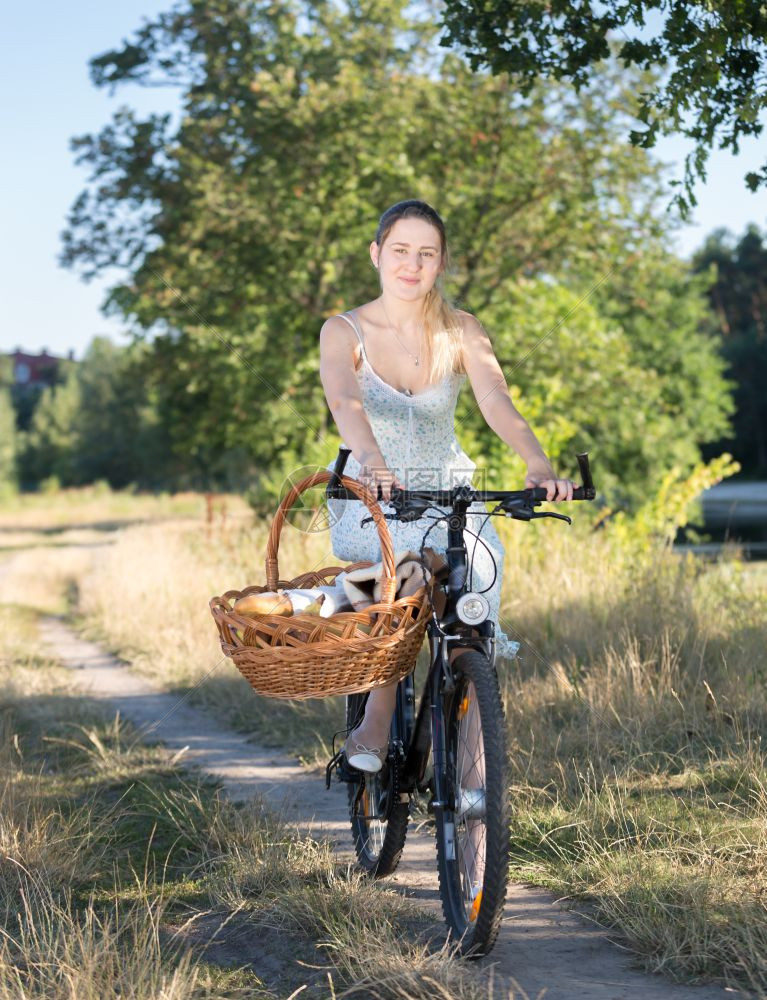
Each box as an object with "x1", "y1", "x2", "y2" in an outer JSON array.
[
  {"x1": 346, "y1": 691, "x2": 409, "y2": 878},
  {"x1": 434, "y1": 650, "x2": 510, "y2": 956}
]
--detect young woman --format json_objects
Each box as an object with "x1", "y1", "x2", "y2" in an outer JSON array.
[{"x1": 319, "y1": 199, "x2": 576, "y2": 773}]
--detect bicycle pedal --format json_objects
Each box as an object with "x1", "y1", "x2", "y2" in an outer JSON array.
[
  {"x1": 325, "y1": 749, "x2": 359, "y2": 788},
  {"x1": 335, "y1": 753, "x2": 364, "y2": 784}
]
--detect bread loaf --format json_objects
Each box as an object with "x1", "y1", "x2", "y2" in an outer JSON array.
[{"x1": 233, "y1": 591, "x2": 293, "y2": 617}]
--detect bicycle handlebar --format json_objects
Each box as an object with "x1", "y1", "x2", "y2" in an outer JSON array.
[{"x1": 326, "y1": 447, "x2": 597, "y2": 515}]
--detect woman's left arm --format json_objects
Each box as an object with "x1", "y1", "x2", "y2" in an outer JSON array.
[{"x1": 459, "y1": 312, "x2": 576, "y2": 502}]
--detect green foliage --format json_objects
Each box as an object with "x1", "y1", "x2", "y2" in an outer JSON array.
[
  {"x1": 608, "y1": 453, "x2": 741, "y2": 555},
  {"x1": 19, "y1": 338, "x2": 179, "y2": 491},
  {"x1": 569, "y1": 245, "x2": 736, "y2": 504},
  {"x1": 59, "y1": 2, "x2": 698, "y2": 486},
  {"x1": 692, "y1": 224, "x2": 767, "y2": 477},
  {"x1": 57, "y1": 0, "x2": 736, "y2": 504},
  {"x1": 437, "y1": 0, "x2": 767, "y2": 217},
  {"x1": 457, "y1": 275, "x2": 734, "y2": 509},
  {"x1": 245, "y1": 430, "x2": 343, "y2": 515},
  {"x1": 19, "y1": 362, "x2": 82, "y2": 487}
]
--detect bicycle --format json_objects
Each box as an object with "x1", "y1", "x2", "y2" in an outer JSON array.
[{"x1": 324, "y1": 447, "x2": 596, "y2": 956}]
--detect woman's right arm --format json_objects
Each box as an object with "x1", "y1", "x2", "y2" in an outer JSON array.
[{"x1": 319, "y1": 316, "x2": 402, "y2": 501}]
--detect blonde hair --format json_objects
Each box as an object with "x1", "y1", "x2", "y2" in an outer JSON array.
[{"x1": 374, "y1": 200, "x2": 465, "y2": 382}]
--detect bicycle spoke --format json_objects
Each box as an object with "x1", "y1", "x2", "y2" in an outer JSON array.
[{"x1": 456, "y1": 682, "x2": 487, "y2": 896}]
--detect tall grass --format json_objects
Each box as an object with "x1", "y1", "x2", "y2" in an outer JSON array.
[{"x1": 499, "y1": 529, "x2": 767, "y2": 991}]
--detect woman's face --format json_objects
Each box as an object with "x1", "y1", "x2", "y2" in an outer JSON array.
[{"x1": 370, "y1": 216, "x2": 443, "y2": 299}]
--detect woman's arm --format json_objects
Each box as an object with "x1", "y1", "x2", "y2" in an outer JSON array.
[
  {"x1": 458, "y1": 311, "x2": 575, "y2": 501},
  {"x1": 319, "y1": 316, "x2": 402, "y2": 501}
]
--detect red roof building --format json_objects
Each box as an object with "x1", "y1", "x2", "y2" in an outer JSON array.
[{"x1": 8, "y1": 350, "x2": 69, "y2": 390}]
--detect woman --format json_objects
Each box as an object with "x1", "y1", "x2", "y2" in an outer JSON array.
[{"x1": 319, "y1": 199, "x2": 575, "y2": 773}]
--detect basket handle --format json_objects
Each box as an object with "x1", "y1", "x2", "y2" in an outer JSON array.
[{"x1": 265, "y1": 470, "x2": 398, "y2": 603}]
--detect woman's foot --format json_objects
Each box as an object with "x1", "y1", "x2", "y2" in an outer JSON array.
[
  {"x1": 343, "y1": 725, "x2": 388, "y2": 773},
  {"x1": 342, "y1": 683, "x2": 397, "y2": 773}
]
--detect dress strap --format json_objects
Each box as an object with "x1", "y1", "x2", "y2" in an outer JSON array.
[{"x1": 336, "y1": 310, "x2": 367, "y2": 361}]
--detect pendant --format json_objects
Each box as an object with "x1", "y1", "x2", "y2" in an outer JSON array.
[{"x1": 414, "y1": 358, "x2": 419, "y2": 366}]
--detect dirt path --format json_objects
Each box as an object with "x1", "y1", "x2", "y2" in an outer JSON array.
[{"x1": 41, "y1": 616, "x2": 740, "y2": 1000}]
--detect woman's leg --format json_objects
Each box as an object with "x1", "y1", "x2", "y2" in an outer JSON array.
[
  {"x1": 352, "y1": 643, "x2": 468, "y2": 747},
  {"x1": 348, "y1": 679, "x2": 398, "y2": 749}
]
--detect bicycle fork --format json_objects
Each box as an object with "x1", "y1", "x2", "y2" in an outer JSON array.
[{"x1": 429, "y1": 652, "x2": 458, "y2": 861}]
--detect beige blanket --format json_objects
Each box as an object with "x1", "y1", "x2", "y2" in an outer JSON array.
[{"x1": 341, "y1": 547, "x2": 447, "y2": 611}]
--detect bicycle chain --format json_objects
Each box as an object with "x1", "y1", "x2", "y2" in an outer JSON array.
[{"x1": 377, "y1": 739, "x2": 405, "y2": 822}]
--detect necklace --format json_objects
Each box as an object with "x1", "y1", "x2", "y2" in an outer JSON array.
[{"x1": 380, "y1": 299, "x2": 423, "y2": 366}]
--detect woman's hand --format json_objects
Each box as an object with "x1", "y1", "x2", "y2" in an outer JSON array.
[
  {"x1": 525, "y1": 463, "x2": 577, "y2": 502},
  {"x1": 358, "y1": 455, "x2": 404, "y2": 503}
]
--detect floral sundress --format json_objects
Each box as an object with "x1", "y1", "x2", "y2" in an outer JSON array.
[{"x1": 324, "y1": 309, "x2": 520, "y2": 662}]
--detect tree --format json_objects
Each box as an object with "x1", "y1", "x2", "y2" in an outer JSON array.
[
  {"x1": 20, "y1": 338, "x2": 179, "y2": 490},
  {"x1": 72, "y1": 337, "x2": 171, "y2": 489},
  {"x1": 692, "y1": 224, "x2": 767, "y2": 476},
  {"x1": 455, "y1": 266, "x2": 733, "y2": 507},
  {"x1": 573, "y1": 242, "x2": 735, "y2": 486},
  {"x1": 20, "y1": 362, "x2": 81, "y2": 488},
  {"x1": 60, "y1": 0, "x2": 733, "y2": 503},
  {"x1": 438, "y1": 1, "x2": 767, "y2": 218}
]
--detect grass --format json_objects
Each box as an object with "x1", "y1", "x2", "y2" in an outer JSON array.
[
  {"x1": 0, "y1": 521, "x2": 516, "y2": 999},
  {"x1": 499, "y1": 539, "x2": 767, "y2": 993},
  {"x1": 0, "y1": 482, "x2": 250, "y2": 531},
  {"x1": 1, "y1": 484, "x2": 766, "y2": 992}
]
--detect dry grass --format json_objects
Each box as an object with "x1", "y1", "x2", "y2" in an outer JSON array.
[
  {"x1": 0, "y1": 484, "x2": 249, "y2": 531},
  {"x1": 1, "y1": 485, "x2": 766, "y2": 992},
  {"x1": 0, "y1": 586, "x2": 515, "y2": 998},
  {"x1": 498, "y1": 532, "x2": 767, "y2": 992},
  {"x1": 0, "y1": 607, "x2": 235, "y2": 998}
]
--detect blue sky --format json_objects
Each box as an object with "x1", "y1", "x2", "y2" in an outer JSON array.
[{"x1": 2, "y1": 3, "x2": 766, "y2": 360}]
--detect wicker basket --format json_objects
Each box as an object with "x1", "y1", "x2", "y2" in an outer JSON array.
[{"x1": 209, "y1": 470, "x2": 432, "y2": 700}]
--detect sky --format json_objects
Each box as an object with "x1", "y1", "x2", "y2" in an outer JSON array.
[{"x1": 2, "y1": 3, "x2": 766, "y2": 361}]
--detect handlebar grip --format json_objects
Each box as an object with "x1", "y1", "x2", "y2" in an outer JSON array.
[
  {"x1": 534, "y1": 486, "x2": 591, "y2": 501},
  {"x1": 334, "y1": 446, "x2": 351, "y2": 478},
  {"x1": 575, "y1": 452, "x2": 596, "y2": 500},
  {"x1": 326, "y1": 446, "x2": 352, "y2": 499}
]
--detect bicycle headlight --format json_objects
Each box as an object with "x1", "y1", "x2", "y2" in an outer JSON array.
[{"x1": 456, "y1": 592, "x2": 490, "y2": 625}]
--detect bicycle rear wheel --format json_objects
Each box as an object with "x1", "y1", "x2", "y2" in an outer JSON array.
[
  {"x1": 434, "y1": 650, "x2": 510, "y2": 956},
  {"x1": 346, "y1": 691, "x2": 409, "y2": 878}
]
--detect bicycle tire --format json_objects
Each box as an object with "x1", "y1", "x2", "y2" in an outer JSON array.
[
  {"x1": 346, "y1": 691, "x2": 409, "y2": 878},
  {"x1": 434, "y1": 650, "x2": 510, "y2": 956}
]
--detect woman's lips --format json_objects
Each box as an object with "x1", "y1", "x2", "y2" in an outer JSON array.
[{"x1": 399, "y1": 277, "x2": 419, "y2": 284}]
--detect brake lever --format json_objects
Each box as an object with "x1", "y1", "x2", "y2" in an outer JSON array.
[
  {"x1": 532, "y1": 511, "x2": 572, "y2": 525},
  {"x1": 361, "y1": 514, "x2": 384, "y2": 527},
  {"x1": 361, "y1": 504, "x2": 430, "y2": 527}
]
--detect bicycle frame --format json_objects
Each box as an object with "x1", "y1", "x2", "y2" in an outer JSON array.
[
  {"x1": 398, "y1": 508, "x2": 497, "y2": 800},
  {"x1": 329, "y1": 481, "x2": 505, "y2": 807}
]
